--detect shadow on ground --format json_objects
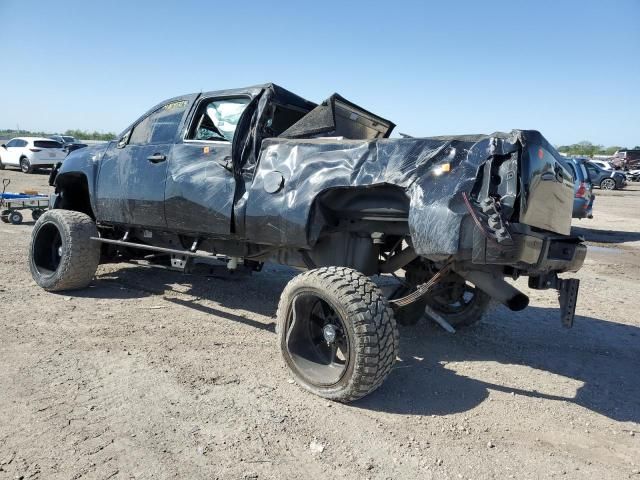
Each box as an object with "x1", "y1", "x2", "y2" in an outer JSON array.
[
  {"x1": 572, "y1": 225, "x2": 640, "y2": 243},
  {"x1": 70, "y1": 264, "x2": 640, "y2": 423},
  {"x1": 356, "y1": 306, "x2": 640, "y2": 423}
]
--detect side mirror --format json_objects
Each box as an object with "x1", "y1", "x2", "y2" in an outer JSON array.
[
  {"x1": 116, "y1": 130, "x2": 131, "y2": 149},
  {"x1": 1, "y1": 144, "x2": 6, "y2": 149}
]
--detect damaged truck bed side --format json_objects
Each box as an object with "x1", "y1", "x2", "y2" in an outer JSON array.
[{"x1": 31, "y1": 83, "x2": 585, "y2": 402}]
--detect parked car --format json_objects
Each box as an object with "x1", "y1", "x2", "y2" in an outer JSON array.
[
  {"x1": 0, "y1": 137, "x2": 66, "y2": 173},
  {"x1": 31, "y1": 83, "x2": 586, "y2": 402},
  {"x1": 610, "y1": 149, "x2": 640, "y2": 170},
  {"x1": 49, "y1": 134, "x2": 88, "y2": 155},
  {"x1": 584, "y1": 161, "x2": 626, "y2": 190},
  {"x1": 566, "y1": 158, "x2": 594, "y2": 218},
  {"x1": 588, "y1": 159, "x2": 613, "y2": 170},
  {"x1": 49, "y1": 134, "x2": 78, "y2": 145},
  {"x1": 625, "y1": 169, "x2": 640, "y2": 182}
]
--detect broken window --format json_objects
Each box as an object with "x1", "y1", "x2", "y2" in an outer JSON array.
[{"x1": 187, "y1": 97, "x2": 251, "y2": 143}]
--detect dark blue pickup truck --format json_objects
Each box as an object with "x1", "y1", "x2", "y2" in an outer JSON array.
[{"x1": 29, "y1": 83, "x2": 585, "y2": 402}]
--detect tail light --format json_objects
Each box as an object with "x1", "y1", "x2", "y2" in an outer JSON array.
[
  {"x1": 575, "y1": 182, "x2": 586, "y2": 198},
  {"x1": 29, "y1": 148, "x2": 42, "y2": 152}
]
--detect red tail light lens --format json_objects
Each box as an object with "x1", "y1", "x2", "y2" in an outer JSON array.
[
  {"x1": 29, "y1": 148, "x2": 42, "y2": 152},
  {"x1": 575, "y1": 182, "x2": 586, "y2": 198}
]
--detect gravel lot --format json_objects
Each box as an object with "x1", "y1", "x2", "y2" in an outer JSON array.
[{"x1": 1, "y1": 168, "x2": 639, "y2": 479}]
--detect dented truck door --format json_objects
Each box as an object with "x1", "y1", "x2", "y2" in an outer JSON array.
[
  {"x1": 95, "y1": 97, "x2": 192, "y2": 228},
  {"x1": 164, "y1": 94, "x2": 253, "y2": 236}
]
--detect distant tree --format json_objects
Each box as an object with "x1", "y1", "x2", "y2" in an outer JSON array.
[
  {"x1": 603, "y1": 146, "x2": 621, "y2": 155},
  {"x1": 0, "y1": 128, "x2": 116, "y2": 141},
  {"x1": 63, "y1": 129, "x2": 116, "y2": 141},
  {"x1": 557, "y1": 141, "x2": 628, "y2": 157}
]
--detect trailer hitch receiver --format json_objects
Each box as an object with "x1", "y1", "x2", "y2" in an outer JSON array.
[{"x1": 529, "y1": 274, "x2": 580, "y2": 328}]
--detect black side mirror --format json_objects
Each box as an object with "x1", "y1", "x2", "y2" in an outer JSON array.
[
  {"x1": 116, "y1": 130, "x2": 131, "y2": 149},
  {"x1": 1, "y1": 144, "x2": 6, "y2": 149}
]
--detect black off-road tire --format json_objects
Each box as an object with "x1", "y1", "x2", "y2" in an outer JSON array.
[
  {"x1": 29, "y1": 210, "x2": 101, "y2": 291},
  {"x1": 20, "y1": 157, "x2": 33, "y2": 174},
  {"x1": 394, "y1": 268, "x2": 492, "y2": 328},
  {"x1": 425, "y1": 288, "x2": 491, "y2": 327},
  {"x1": 277, "y1": 266, "x2": 399, "y2": 403},
  {"x1": 394, "y1": 297, "x2": 429, "y2": 326},
  {"x1": 1, "y1": 210, "x2": 10, "y2": 223}
]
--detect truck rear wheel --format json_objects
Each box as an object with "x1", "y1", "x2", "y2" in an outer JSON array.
[
  {"x1": 397, "y1": 263, "x2": 491, "y2": 328},
  {"x1": 425, "y1": 273, "x2": 491, "y2": 327},
  {"x1": 29, "y1": 210, "x2": 101, "y2": 291},
  {"x1": 277, "y1": 266, "x2": 399, "y2": 403}
]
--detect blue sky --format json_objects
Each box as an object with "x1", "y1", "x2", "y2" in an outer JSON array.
[{"x1": 0, "y1": 0, "x2": 638, "y2": 146}]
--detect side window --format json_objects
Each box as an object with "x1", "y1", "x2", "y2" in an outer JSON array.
[
  {"x1": 16, "y1": 140, "x2": 28, "y2": 147},
  {"x1": 129, "y1": 100, "x2": 188, "y2": 145},
  {"x1": 6, "y1": 139, "x2": 17, "y2": 147},
  {"x1": 186, "y1": 97, "x2": 251, "y2": 142}
]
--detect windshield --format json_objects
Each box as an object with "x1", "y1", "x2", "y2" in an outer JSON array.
[{"x1": 62, "y1": 136, "x2": 76, "y2": 143}]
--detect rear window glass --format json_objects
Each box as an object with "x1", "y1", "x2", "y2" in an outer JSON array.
[{"x1": 34, "y1": 140, "x2": 63, "y2": 148}]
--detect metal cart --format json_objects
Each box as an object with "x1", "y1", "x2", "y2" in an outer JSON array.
[{"x1": 0, "y1": 179, "x2": 49, "y2": 225}]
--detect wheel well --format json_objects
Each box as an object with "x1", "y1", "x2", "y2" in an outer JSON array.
[
  {"x1": 54, "y1": 173, "x2": 94, "y2": 218},
  {"x1": 306, "y1": 185, "x2": 411, "y2": 275},
  {"x1": 313, "y1": 185, "x2": 410, "y2": 221}
]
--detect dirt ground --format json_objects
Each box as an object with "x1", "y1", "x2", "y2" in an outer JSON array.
[{"x1": 1, "y1": 167, "x2": 639, "y2": 480}]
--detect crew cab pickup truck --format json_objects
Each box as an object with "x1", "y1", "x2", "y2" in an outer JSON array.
[{"x1": 30, "y1": 83, "x2": 585, "y2": 402}]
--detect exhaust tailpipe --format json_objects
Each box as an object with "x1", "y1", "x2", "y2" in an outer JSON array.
[{"x1": 457, "y1": 270, "x2": 529, "y2": 311}]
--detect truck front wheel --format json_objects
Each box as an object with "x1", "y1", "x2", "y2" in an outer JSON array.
[
  {"x1": 29, "y1": 210, "x2": 101, "y2": 291},
  {"x1": 277, "y1": 267, "x2": 399, "y2": 402}
]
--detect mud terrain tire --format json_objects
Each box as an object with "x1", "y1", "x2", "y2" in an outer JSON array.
[
  {"x1": 277, "y1": 267, "x2": 399, "y2": 402},
  {"x1": 29, "y1": 210, "x2": 100, "y2": 291}
]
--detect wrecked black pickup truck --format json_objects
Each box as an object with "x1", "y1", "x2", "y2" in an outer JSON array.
[{"x1": 30, "y1": 83, "x2": 585, "y2": 402}]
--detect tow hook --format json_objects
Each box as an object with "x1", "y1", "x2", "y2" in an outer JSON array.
[{"x1": 529, "y1": 274, "x2": 580, "y2": 328}]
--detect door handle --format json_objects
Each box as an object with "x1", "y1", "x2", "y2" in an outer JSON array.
[{"x1": 147, "y1": 153, "x2": 166, "y2": 163}]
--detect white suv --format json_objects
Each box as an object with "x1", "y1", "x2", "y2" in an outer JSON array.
[{"x1": 0, "y1": 137, "x2": 66, "y2": 173}]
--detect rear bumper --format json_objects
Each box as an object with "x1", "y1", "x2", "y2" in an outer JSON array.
[
  {"x1": 28, "y1": 163, "x2": 55, "y2": 168},
  {"x1": 30, "y1": 155, "x2": 63, "y2": 167},
  {"x1": 29, "y1": 158, "x2": 59, "y2": 167},
  {"x1": 471, "y1": 223, "x2": 586, "y2": 274}
]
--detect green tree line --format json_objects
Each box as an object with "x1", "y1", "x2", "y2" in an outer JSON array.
[
  {"x1": 556, "y1": 141, "x2": 640, "y2": 157},
  {"x1": 0, "y1": 128, "x2": 116, "y2": 141}
]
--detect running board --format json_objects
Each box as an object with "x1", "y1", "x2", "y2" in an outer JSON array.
[{"x1": 90, "y1": 237, "x2": 216, "y2": 260}]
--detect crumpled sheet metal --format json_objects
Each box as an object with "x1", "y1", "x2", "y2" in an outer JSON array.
[{"x1": 245, "y1": 131, "x2": 524, "y2": 257}]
